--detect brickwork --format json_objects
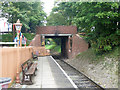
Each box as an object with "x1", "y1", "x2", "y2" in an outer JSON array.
[
  {"x1": 71, "y1": 34, "x2": 88, "y2": 58},
  {"x1": 32, "y1": 46, "x2": 50, "y2": 56},
  {"x1": 36, "y1": 26, "x2": 77, "y2": 34},
  {"x1": 29, "y1": 34, "x2": 41, "y2": 46},
  {"x1": 30, "y1": 26, "x2": 88, "y2": 59}
]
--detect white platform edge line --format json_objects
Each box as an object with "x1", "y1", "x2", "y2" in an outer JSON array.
[
  {"x1": 50, "y1": 56, "x2": 78, "y2": 88},
  {"x1": 22, "y1": 85, "x2": 27, "y2": 88}
]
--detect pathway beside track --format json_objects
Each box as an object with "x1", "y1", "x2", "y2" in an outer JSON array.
[{"x1": 26, "y1": 56, "x2": 77, "y2": 88}]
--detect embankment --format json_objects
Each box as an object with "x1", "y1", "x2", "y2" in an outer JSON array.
[{"x1": 65, "y1": 48, "x2": 119, "y2": 88}]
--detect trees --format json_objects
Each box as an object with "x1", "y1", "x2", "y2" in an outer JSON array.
[
  {"x1": 50, "y1": 2, "x2": 77, "y2": 25},
  {"x1": 46, "y1": 12, "x2": 67, "y2": 26},
  {"x1": 48, "y1": 2, "x2": 120, "y2": 53},
  {"x1": 74, "y1": 2, "x2": 120, "y2": 53},
  {"x1": 1, "y1": 2, "x2": 46, "y2": 33}
]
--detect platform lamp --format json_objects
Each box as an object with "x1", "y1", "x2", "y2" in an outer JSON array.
[
  {"x1": 14, "y1": 19, "x2": 22, "y2": 83},
  {"x1": 14, "y1": 19, "x2": 22, "y2": 47}
]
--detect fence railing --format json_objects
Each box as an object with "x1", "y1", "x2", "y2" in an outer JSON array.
[{"x1": 0, "y1": 42, "x2": 17, "y2": 47}]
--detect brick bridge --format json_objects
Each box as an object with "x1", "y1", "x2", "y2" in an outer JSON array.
[{"x1": 30, "y1": 26, "x2": 88, "y2": 59}]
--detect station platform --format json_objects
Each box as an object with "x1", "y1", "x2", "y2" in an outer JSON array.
[{"x1": 26, "y1": 56, "x2": 77, "y2": 88}]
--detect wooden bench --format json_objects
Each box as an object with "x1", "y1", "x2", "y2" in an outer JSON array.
[
  {"x1": 32, "y1": 52, "x2": 38, "y2": 59},
  {"x1": 21, "y1": 59, "x2": 38, "y2": 85}
]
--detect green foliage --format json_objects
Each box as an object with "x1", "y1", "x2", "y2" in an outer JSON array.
[
  {"x1": 45, "y1": 38, "x2": 56, "y2": 50},
  {"x1": 1, "y1": 33, "x2": 13, "y2": 42},
  {"x1": 50, "y1": 2, "x2": 77, "y2": 25},
  {"x1": 52, "y1": 45, "x2": 61, "y2": 53},
  {"x1": 45, "y1": 44, "x2": 61, "y2": 53},
  {"x1": 23, "y1": 33, "x2": 35, "y2": 46},
  {"x1": 76, "y1": 46, "x2": 119, "y2": 64},
  {"x1": 1, "y1": 2, "x2": 46, "y2": 33},
  {"x1": 45, "y1": 38, "x2": 61, "y2": 53},
  {"x1": 45, "y1": 45, "x2": 56, "y2": 49},
  {"x1": 50, "y1": 2, "x2": 120, "y2": 54},
  {"x1": 1, "y1": 33, "x2": 35, "y2": 46},
  {"x1": 22, "y1": 33, "x2": 35, "y2": 40},
  {"x1": 47, "y1": 12, "x2": 67, "y2": 26}
]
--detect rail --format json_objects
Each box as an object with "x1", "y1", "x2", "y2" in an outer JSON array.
[
  {"x1": 0, "y1": 42, "x2": 17, "y2": 47},
  {"x1": 53, "y1": 55, "x2": 104, "y2": 89}
]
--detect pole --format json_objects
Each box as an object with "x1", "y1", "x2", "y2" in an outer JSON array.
[
  {"x1": 16, "y1": 32, "x2": 20, "y2": 83},
  {"x1": 20, "y1": 33, "x2": 22, "y2": 47}
]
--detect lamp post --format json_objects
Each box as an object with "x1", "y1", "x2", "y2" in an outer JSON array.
[
  {"x1": 14, "y1": 19, "x2": 22, "y2": 83},
  {"x1": 14, "y1": 19, "x2": 22, "y2": 47}
]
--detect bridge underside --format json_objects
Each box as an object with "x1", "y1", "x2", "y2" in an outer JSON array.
[
  {"x1": 44, "y1": 34, "x2": 71, "y2": 58},
  {"x1": 30, "y1": 26, "x2": 88, "y2": 59}
]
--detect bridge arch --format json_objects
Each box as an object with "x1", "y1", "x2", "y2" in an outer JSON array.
[{"x1": 30, "y1": 26, "x2": 88, "y2": 59}]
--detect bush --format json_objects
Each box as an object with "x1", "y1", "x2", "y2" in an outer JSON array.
[{"x1": 1, "y1": 33, "x2": 35, "y2": 46}]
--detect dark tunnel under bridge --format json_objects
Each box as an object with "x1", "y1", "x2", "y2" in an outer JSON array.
[{"x1": 41, "y1": 34, "x2": 73, "y2": 59}]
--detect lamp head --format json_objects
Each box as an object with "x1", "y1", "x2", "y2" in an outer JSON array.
[{"x1": 14, "y1": 19, "x2": 22, "y2": 33}]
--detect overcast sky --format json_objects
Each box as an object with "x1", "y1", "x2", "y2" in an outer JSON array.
[{"x1": 41, "y1": 0, "x2": 55, "y2": 16}]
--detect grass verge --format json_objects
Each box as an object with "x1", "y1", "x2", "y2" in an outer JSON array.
[{"x1": 76, "y1": 46, "x2": 119, "y2": 64}]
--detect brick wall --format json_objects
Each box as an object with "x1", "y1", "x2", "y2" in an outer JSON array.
[
  {"x1": 32, "y1": 46, "x2": 50, "y2": 56},
  {"x1": 71, "y1": 34, "x2": 88, "y2": 58},
  {"x1": 30, "y1": 26, "x2": 88, "y2": 59},
  {"x1": 36, "y1": 26, "x2": 77, "y2": 34},
  {"x1": 29, "y1": 34, "x2": 41, "y2": 47}
]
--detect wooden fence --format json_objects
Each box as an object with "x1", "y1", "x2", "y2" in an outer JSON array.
[{"x1": 0, "y1": 47, "x2": 33, "y2": 83}]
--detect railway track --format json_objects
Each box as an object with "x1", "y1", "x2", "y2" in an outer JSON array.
[{"x1": 53, "y1": 56, "x2": 105, "y2": 90}]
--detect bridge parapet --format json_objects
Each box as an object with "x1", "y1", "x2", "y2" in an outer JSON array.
[{"x1": 36, "y1": 26, "x2": 77, "y2": 34}]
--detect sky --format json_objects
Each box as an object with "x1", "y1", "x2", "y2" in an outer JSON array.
[{"x1": 41, "y1": 0, "x2": 55, "y2": 16}]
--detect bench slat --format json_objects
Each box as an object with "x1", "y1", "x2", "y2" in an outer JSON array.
[
  {"x1": 26, "y1": 68, "x2": 35, "y2": 75},
  {"x1": 25, "y1": 63, "x2": 37, "y2": 75},
  {"x1": 21, "y1": 59, "x2": 38, "y2": 85}
]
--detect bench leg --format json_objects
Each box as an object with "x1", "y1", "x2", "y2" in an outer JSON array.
[
  {"x1": 21, "y1": 75, "x2": 33, "y2": 85},
  {"x1": 25, "y1": 75, "x2": 33, "y2": 85},
  {"x1": 34, "y1": 71, "x2": 36, "y2": 76},
  {"x1": 29, "y1": 75, "x2": 33, "y2": 85},
  {"x1": 35, "y1": 67, "x2": 38, "y2": 71}
]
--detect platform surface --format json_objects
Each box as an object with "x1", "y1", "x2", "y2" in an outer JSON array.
[{"x1": 26, "y1": 56, "x2": 75, "y2": 88}]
